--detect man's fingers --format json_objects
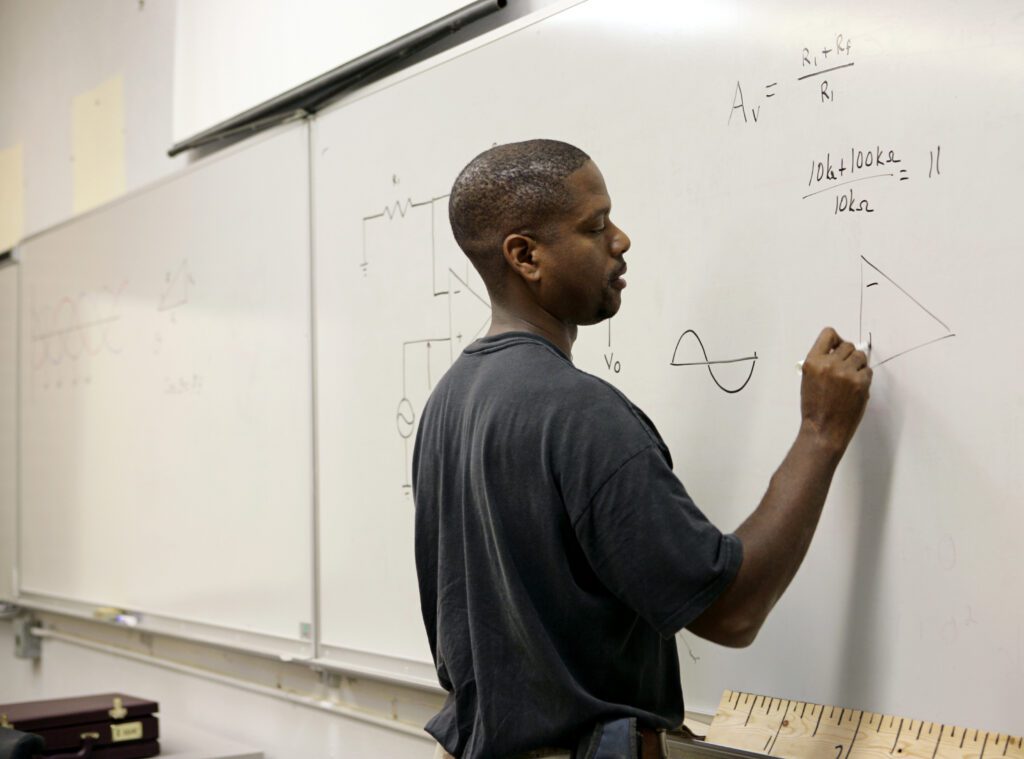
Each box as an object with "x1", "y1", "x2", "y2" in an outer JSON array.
[
  {"x1": 833, "y1": 341, "x2": 855, "y2": 361},
  {"x1": 810, "y1": 327, "x2": 841, "y2": 356},
  {"x1": 807, "y1": 328, "x2": 871, "y2": 370}
]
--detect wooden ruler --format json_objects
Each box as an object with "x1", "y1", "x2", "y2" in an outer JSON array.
[{"x1": 704, "y1": 690, "x2": 1023, "y2": 758}]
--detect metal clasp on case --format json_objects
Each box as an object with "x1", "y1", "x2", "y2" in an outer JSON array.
[{"x1": 108, "y1": 697, "x2": 127, "y2": 720}]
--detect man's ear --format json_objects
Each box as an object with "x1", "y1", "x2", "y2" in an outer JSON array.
[{"x1": 502, "y1": 233, "x2": 542, "y2": 283}]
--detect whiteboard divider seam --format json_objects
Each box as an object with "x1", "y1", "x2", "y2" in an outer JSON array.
[
  {"x1": 306, "y1": 118, "x2": 323, "y2": 661},
  {"x1": 14, "y1": 253, "x2": 21, "y2": 599}
]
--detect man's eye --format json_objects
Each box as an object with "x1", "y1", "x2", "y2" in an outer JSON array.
[{"x1": 590, "y1": 227, "x2": 606, "y2": 234}]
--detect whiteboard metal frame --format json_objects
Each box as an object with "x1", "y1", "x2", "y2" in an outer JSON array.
[
  {"x1": 15, "y1": 592, "x2": 314, "y2": 661},
  {"x1": 313, "y1": 0, "x2": 588, "y2": 122},
  {"x1": 0, "y1": 258, "x2": 20, "y2": 603},
  {"x1": 312, "y1": 645, "x2": 443, "y2": 693},
  {"x1": 30, "y1": 626, "x2": 431, "y2": 742},
  {"x1": 168, "y1": 0, "x2": 510, "y2": 156}
]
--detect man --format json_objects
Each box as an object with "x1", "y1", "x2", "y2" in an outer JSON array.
[{"x1": 413, "y1": 140, "x2": 872, "y2": 759}]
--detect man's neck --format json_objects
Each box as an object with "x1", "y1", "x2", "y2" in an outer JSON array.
[{"x1": 486, "y1": 306, "x2": 577, "y2": 359}]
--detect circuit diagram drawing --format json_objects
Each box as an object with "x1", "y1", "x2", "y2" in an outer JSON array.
[
  {"x1": 670, "y1": 329, "x2": 758, "y2": 394},
  {"x1": 152, "y1": 258, "x2": 203, "y2": 395},
  {"x1": 158, "y1": 258, "x2": 194, "y2": 313},
  {"x1": 360, "y1": 193, "x2": 491, "y2": 492},
  {"x1": 859, "y1": 255, "x2": 955, "y2": 367},
  {"x1": 29, "y1": 281, "x2": 127, "y2": 390},
  {"x1": 602, "y1": 319, "x2": 622, "y2": 374},
  {"x1": 154, "y1": 258, "x2": 194, "y2": 354}
]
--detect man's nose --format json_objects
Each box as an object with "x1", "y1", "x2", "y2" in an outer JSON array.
[{"x1": 611, "y1": 223, "x2": 630, "y2": 255}]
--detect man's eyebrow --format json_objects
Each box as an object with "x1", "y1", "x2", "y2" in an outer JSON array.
[{"x1": 580, "y1": 204, "x2": 611, "y2": 222}]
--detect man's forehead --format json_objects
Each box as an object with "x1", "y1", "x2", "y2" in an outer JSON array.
[{"x1": 565, "y1": 161, "x2": 611, "y2": 215}]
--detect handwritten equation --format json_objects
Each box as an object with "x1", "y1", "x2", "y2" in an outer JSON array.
[
  {"x1": 727, "y1": 33, "x2": 947, "y2": 217},
  {"x1": 804, "y1": 144, "x2": 942, "y2": 214},
  {"x1": 729, "y1": 33, "x2": 854, "y2": 124}
]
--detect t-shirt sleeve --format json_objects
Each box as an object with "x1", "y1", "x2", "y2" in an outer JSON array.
[{"x1": 572, "y1": 444, "x2": 743, "y2": 638}]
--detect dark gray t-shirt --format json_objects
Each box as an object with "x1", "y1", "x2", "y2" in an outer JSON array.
[{"x1": 413, "y1": 332, "x2": 742, "y2": 759}]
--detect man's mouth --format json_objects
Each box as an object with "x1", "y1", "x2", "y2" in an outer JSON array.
[{"x1": 610, "y1": 264, "x2": 627, "y2": 290}]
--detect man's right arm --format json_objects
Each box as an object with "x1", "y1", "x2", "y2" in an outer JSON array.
[{"x1": 686, "y1": 327, "x2": 873, "y2": 647}]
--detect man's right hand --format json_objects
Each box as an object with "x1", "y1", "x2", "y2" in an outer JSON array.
[{"x1": 799, "y1": 327, "x2": 873, "y2": 456}]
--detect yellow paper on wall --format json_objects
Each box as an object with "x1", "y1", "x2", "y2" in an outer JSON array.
[
  {"x1": 72, "y1": 75, "x2": 127, "y2": 214},
  {"x1": 0, "y1": 144, "x2": 24, "y2": 251}
]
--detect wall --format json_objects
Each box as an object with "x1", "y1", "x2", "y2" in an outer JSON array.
[
  {"x1": 0, "y1": 1, "x2": 560, "y2": 757},
  {"x1": 0, "y1": 0, "x2": 558, "y2": 250},
  {"x1": 172, "y1": 0, "x2": 477, "y2": 143},
  {"x1": 0, "y1": 0, "x2": 183, "y2": 247}
]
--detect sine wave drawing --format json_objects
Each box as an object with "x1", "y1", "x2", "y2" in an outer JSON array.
[{"x1": 670, "y1": 330, "x2": 758, "y2": 394}]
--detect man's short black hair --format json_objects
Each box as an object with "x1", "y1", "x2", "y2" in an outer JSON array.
[{"x1": 449, "y1": 139, "x2": 591, "y2": 286}]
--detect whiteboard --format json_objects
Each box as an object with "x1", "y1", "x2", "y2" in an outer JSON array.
[
  {"x1": 19, "y1": 124, "x2": 315, "y2": 653},
  {"x1": 0, "y1": 263, "x2": 16, "y2": 601},
  {"x1": 312, "y1": 0, "x2": 1024, "y2": 734}
]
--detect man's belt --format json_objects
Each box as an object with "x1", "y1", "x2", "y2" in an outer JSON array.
[{"x1": 639, "y1": 725, "x2": 669, "y2": 759}]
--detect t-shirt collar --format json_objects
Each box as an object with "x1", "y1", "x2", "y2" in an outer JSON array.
[{"x1": 464, "y1": 331, "x2": 572, "y2": 362}]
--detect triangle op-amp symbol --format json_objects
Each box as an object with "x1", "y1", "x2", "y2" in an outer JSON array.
[
  {"x1": 446, "y1": 267, "x2": 491, "y2": 348},
  {"x1": 859, "y1": 255, "x2": 955, "y2": 367},
  {"x1": 158, "y1": 259, "x2": 194, "y2": 312}
]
